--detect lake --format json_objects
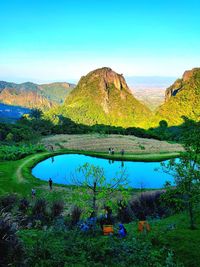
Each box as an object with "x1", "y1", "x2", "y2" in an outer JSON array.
[{"x1": 32, "y1": 154, "x2": 176, "y2": 189}]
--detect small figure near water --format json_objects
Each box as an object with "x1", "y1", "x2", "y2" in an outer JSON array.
[
  {"x1": 31, "y1": 188, "x2": 36, "y2": 199},
  {"x1": 138, "y1": 215, "x2": 150, "y2": 233},
  {"x1": 100, "y1": 206, "x2": 113, "y2": 230},
  {"x1": 120, "y1": 149, "x2": 125, "y2": 156},
  {"x1": 80, "y1": 222, "x2": 89, "y2": 232},
  {"x1": 111, "y1": 148, "x2": 115, "y2": 155},
  {"x1": 49, "y1": 178, "x2": 53, "y2": 190},
  {"x1": 108, "y1": 147, "x2": 111, "y2": 154},
  {"x1": 118, "y1": 223, "x2": 127, "y2": 238}
]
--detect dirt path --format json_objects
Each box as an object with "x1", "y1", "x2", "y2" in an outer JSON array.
[{"x1": 15, "y1": 153, "x2": 48, "y2": 183}]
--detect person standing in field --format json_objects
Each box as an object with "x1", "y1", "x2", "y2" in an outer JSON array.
[
  {"x1": 49, "y1": 178, "x2": 53, "y2": 190},
  {"x1": 31, "y1": 189, "x2": 36, "y2": 199}
]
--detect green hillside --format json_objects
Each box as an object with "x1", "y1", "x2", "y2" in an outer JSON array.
[
  {"x1": 153, "y1": 68, "x2": 200, "y2": 126},
  {"x1": 39, "y1": 82, "x2": 74, "y2": 104},
  {"x1": 47, "y1": 67, "x2": 151, "y2": 128}
]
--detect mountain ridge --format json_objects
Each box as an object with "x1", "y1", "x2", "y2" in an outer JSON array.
[
  {"x1": 154, "y1": 67, "x2": 200, "y2": 126},
  {"x1": 0, "y1": 81, "x2": 75, "y2": 110}
]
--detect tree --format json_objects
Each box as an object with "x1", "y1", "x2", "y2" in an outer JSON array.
[
  {"x1": 29, "y1": 108, "x2": 43, "y2": 120},
  {"x1": 159, "y1": 120, "x2": 168, "y2": 128},
  {"x1": 72, "y1": 163, "x2": 128, "y2": 216},
  {"x1": 162, "y1": 126, "x2": 200, "y2": 229}
]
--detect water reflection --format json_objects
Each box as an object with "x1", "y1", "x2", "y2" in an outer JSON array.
[{"x1": 32, "y1": 154, "x2": 176, "y2": 189}]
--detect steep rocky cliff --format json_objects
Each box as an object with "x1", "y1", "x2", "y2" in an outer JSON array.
[
  {"x1": 49, "y1": 67, "x2": 151, "y2": 128},
  {"x1": 154, "y1": 68, "x2": 200, "y2": 126}
]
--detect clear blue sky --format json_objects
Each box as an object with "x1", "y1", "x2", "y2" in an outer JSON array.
[{"x1": 1, "y1": 0, "x2": 200, "y2": 83}]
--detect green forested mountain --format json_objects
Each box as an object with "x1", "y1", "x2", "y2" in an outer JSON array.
[
  {"x1": 153, "y1": 68, "x2": 200, "y2": 126},
  {"x1": 2, "y1": 67, "x2": 200, "y2": 129},
  {"x1": 46, "y1": 67, "x2": 152, "y2": 128},
  {"x1": 0, "y1": 81, "x2": 75, "y2": 110}
]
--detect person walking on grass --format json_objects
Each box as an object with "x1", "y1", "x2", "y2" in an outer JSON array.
[
  {"x1": 31, "y1": 188, "x2": 36, "y2": 199},
  {"x1": 49, "y1": 178, "x2": 53, "y2": 190}
]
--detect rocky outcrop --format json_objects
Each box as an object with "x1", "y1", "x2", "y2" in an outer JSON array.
[
  {"x1": 165, "y1": 79, "x2": 183, "y2": 101},
  {"x1": 57, "y1": 67, "x2": 152, "y2": 128},
  {"x1": 154, "y1": 68, "x2": 200, "y2": 126},
  {"x1": 0, "y1": 88, "x2": 53, "y2": 109}
]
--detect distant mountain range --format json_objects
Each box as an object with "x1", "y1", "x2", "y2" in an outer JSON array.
[
  {"x1": 126, "y1": 76, "x2": 176, "y2": 110},
  {"x1": 126, "y1": 76, "x2": 176, "y2": 90},
  {"x1": 0, "y1": 81, "x2": 75, "y2": 110},
  {"x1": 1, "y1": 67, "x2": 200, "y2": 128}
]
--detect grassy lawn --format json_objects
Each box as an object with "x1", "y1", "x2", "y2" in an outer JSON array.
[{"x1": 125, "y1": 212, "x2": 200, "y2": 267}]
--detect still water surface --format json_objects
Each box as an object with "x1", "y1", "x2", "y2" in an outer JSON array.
[{"x1": 32, "y1": 154, "x2": 176, "y2": 189}]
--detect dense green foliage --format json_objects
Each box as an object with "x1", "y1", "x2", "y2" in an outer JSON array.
[
  {"x1": 0, "y1": 144, "x2": 45, "y2": 161},
  {"x1": 19, "y1": 228, "x2": 183, "y2": 267},
  {"x1": 1, "y1": 192, "x2": 200, "y2": 266},
  {"x1": 0, "y1": 122, "x2": 38, "y2": 142},
  {"x1": 161, "y1": 125, "x2": 200, "y2": 229}
]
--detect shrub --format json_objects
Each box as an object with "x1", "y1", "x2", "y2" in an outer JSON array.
[
  {"x1": 70, "y1": 206, "x2": 82, "y2": 227},
  {"x1": 0, "y1": 194, "x2": 18, "y2": 212},
  {"x1": 117, "y1": 200, "x2": 134, "y2": 223},
  {"x1": 0, "y1": 212, "x2": 25, "y2": 266},
  {"x1": 19, "y1": 198, "x2": 29, "y2": 213},
  {"x1": 32, "y1": 198, "x2": 48, "y2": 222},
  {"x1": 130, "y1": 191, "x2": 168, "y2": 219},
  {"x1": 51, "y1": 200, "x2": 64, "y2": 218}
]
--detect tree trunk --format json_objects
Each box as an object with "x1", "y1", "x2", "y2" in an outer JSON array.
[{"x1": 92, "y1": 182, "x2": 97, "y2": 215}]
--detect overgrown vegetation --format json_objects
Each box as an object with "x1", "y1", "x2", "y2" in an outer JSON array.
[
  {"x1": 0, "y1": 144, "x2": 45, "y2": 161},
  {"x1": 0, "y1": 192, "x2": 186, "y2": 267}
]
